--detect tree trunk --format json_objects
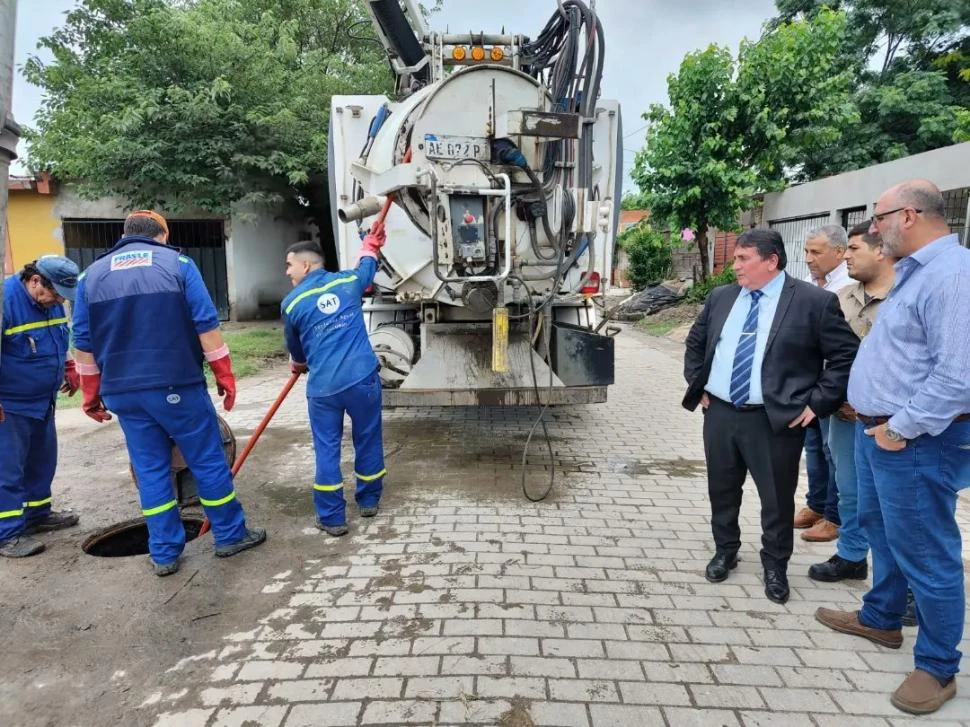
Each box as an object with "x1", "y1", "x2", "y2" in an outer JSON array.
[{"x1": 696, "y1": 222, "x2": 710, "y2": 281}]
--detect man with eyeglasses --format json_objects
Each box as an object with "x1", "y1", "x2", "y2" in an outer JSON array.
[
  {"x1": 0, "y1": 256, "x2": 82, "y2": 557},
  {"x1": 815, "y1": 179, "x2": 970, "y2": 715}
]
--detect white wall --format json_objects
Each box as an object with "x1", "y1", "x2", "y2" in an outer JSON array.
[
  {"x1": 226, "y1": 203, "x2": 310, "y2": 321},
  {"x1": 761, "y1": 142, "x2": 970, "y2": 223}
]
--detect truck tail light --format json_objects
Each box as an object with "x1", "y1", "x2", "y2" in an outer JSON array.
[{"x1": 580, "y1": 271, "x2": 600, "y2": 295}]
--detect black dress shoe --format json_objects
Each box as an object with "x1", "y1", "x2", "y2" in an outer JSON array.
[
  {"x1": 705, "y1": 553, "x2": 738, "y2": 583},
  {"x1": 808, "y1": 554, "x2": 868, "y2": 582},
  {"x1": 764, "y1": 568, "x2": 790, "y2": 604}
]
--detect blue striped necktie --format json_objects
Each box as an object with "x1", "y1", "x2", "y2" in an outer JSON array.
[{"x1": 729, "y1": 289, "x2": 764, "y2": 407}]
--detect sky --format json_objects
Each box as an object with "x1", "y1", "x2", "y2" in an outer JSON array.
[{"x1": 10, "y1": 0, "x2": 779, "y2": 189}]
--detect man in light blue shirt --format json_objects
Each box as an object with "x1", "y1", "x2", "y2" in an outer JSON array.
[{"x1": 815, "y1": 179, "x2": 970, "y2": 716}]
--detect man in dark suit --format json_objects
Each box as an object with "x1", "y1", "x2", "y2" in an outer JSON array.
[{"x1": 683, "y1": 229, "x2": 859, "y2": 604}]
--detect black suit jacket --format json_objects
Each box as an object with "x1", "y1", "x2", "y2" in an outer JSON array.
[{"x1": 682, "y1": 274, "x2": 860, "y2": 433}]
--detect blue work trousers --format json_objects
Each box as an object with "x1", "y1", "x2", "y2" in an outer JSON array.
[
  {"x1": 309, "y1": 371, "x2": 385, "y2": 527},
  {"x1": 805, "y1": 417, "x2": 840, "y2": 524},
  {"x1": 0, "y1": 408, "x2": 56, "y2": 541},
  {"x1": 103, "y1": 384, "x2": 248, "y2": 564},
  {"x1": 856, "y1": 420, "x2": 970, "y2": 681},
  {"x1": 829, "y1": 416, "x2": 868, "y2": 561}
]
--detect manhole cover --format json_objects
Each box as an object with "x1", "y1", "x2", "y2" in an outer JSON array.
[{"x1": 82, "y1": 516, "x2": 204, "y2": 557}]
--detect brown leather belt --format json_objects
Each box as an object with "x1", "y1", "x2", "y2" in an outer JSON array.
[{"x1": 857, "y1": 413, "x2": 970, "y2": 426}]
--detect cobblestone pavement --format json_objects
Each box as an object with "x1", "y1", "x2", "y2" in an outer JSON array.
[{"x1": 143, "y1": 325, "x2": 970, "y2": 727}]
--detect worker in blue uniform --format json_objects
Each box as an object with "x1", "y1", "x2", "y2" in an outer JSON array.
[
  {"x1": 71, "y1": 210, "x2": 265, "y2": 576},
  {"x1": 0, "y1": 256, "x2": 82, "y2": 557},
  {"x1": 281, "y1": 223, "x2": 387, "y2": 536}
]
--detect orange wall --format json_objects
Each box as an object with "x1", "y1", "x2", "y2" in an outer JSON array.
[{"x1": 6, "y1": 190, "x2": 63, "y2": 269}]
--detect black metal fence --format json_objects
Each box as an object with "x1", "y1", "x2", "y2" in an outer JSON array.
[{"x1": 62, "y1": 218, "x2": 229, "y2": 319}]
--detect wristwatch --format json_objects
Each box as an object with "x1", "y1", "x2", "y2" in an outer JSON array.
[{"x1": 884, "y1": 426, "x2": 907, "y2": 443}]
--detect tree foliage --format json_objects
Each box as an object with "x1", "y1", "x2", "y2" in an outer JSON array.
[
  {"x1": 772, "y1": 0, "x2": 970, "y2": 175},
  {"x1": 632, "y1": 10, "x2": 854, "y2": 278},
  {"x1": 619, "y1": 222, "x2": 673, "y2": 291},
  {"x1": 22, "y1": 0, "x2": 392, "y2": 231}
]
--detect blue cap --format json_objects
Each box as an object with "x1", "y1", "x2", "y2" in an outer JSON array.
[{"x1": 35, "y1": 255, "x2": 80, "y2": 301}]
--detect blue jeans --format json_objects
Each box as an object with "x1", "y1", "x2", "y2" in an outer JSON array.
[
  {"x1": 308, "y1": 371, "x2": 385, "y2": 527},
  {"x1": 828, "y1": 416, "x2": 868, "y2": 561},
  {"x1": 805, "y1": 418, "x2": 840, "y2": 523},
  {"x1": 856, "y1": 420, "x2": 970, "y2": 680}
]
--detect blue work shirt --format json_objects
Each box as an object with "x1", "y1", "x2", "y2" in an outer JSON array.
[
  {"x1": 705, "y1": 271, "x2": 787, "y2": 405},
  {"x1": 282, "y1": 257, "x2": 379, "y2": 398},
  {"x1": 72, "y1": 237, "x2": 221, "y2": 395},
  {"x1": 0, "y1": 275, "x2": 70, "y2": 418},
  {"x1": 848, "y1": 234, "x2": 970, "y2": 438}
]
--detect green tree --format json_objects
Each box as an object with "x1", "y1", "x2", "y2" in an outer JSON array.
[
  {"x1": 772, "y1": 0, "x2": 970, "y2": 174},
  {"x1": 632, "y1": 10, "x2": 854, "y2": 278},
  {"x1": 619, "y1": 222, "x2": 673, "y2": 291},
  {"x1": 22, "y1": 0, "x2": 392, "y2": 265}
]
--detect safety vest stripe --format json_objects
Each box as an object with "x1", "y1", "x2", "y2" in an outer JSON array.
[
  {"x1": 354, "y1": 469, "x2": 387, "y2": 482},
  {"x1": 3, "y1": 317, "x2": 69, "y2": 336},
  {"x1": 284, "y1": 276, "x2": 358, "y2": 315},
  {"x1": 313, "y1": 483, "x2": 343, "y2": 492},
  {"x1": 199, "y1": 491, "x2": 237, "y2": 507},
  {"x1": 0, "y1": 508, "x2": 25, "y2": 519},
  {"x1": 25, "y1": 497, "x2": 52, "y2": 508},
  {"x1": 143, "y1": 500, "x2": 178, "y2": 517}
]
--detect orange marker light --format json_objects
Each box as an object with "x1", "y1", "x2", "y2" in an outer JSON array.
[
  {"x1": 452, "y1": 46, "x2": 467, "y2": 61},
  {"x1": 471, "y1": 46, "x2": 485, "y2": 61},
  {"x1": 490, "y1": 47, "x2": 505, "y2": 62}
]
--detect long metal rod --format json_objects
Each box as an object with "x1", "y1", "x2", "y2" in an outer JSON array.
[{"x1": 198, "y1": 371, "x2": 301, "y2": 536}]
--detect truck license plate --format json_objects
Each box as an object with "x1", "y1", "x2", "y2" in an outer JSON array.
[{"x1": 423, "y1": 134, "x2": 490, "y2": 161}]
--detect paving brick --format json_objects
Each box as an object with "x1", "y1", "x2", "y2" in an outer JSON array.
[
  {"x1": 618, "y1": 680, "x2": 692, "y2": 706},
  {"x1": 360, "y1": 699, "x2": 437, "y2": 724},
  {"x1": 200, "y1": 683, "x2": 264, "y2": 707},
  {"x1": 529, "y1": 700, "x2": 591, "y2": 727},
  {"x1": 443, "y1": 619, "x2": 503, "y2": 636},
  {"x1": 757, "y1": 687, "x2": 842, "y2": 712},
  {"x1": 548, "y1": 679, "x2": 620, "y2": 703},
  {"x1": 404, "y1": 675, "x2": 474, "y2": 699},
  {"x1": 331, "y1": 677, "x2": 403, "y2": 700},
  {"x1": 478, "y1": 637, "x2": 540, "y2": 656},
  {"x1": 475, "y1": 675, "x2": 546, "y2": 699},
  {"x1": 739, "y1": 712, "x2": 815, "y2": 727},
  {"x1": 373, "y1": 656, "x2": 441, "y2": 676},
  {"x1": 152, "y1": 709, "x2": 214, "y2": 727},
  {"x1": 660, "y1": 707, "x2": 742, "y2": 727},
  {"x1": 438, "y1": 698, "x2": 514, "y2": 724},
  {"x1": 541, "y1": 639, "x2": 606, "y2": 658},
  {"x1": 577, "y1": 659, "x2": 644, "y2": 681},
  {"x1": 265, "y1": 679, "x2": 334, "y2": 702},
  {"x1": 510, "y1": 656, "x2": 577, "y2": 678},
  {"x1": 588, "y1": 704, "x2": 664, "y2": 726},
  {"x1": 211, "y1": 705, "x2": 287, "y2": 727},
  {"x1": 690, "y1": 684, "x2": 765, "y2": 709},
  {"x1": 440, "y1": 654, "x2": 508, "y2": 675},
  {"x1": 303, "y1": 657, "x2": 372, "y2": 678},
  {"x1": 711, "y1": 664, "x2": 782, "y2": 687},
  {"x1": 236, "y1": 660, "x2": 304, "y2": 681}
]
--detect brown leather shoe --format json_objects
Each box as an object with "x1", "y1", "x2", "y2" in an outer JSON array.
[
  {"x1": 794, "y1": 506, "x2": 822, "y2": 529},
  {"x1": 891, "y1": 669, "x2": 956, "y2": 714},
  {"x1": 815, "y1": 607, "x2": 903, "y2": 648},
  {"x1": 801, "y1": 518, "x2": 839, "y2": 542}
]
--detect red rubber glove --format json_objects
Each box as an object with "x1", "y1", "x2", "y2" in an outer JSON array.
[
  {"x1": 290, "y1": 359, "x2": 308, "y2": 375},
  {"x1": 81, "y1": 374, "x2": 112, "y2": 423},
  {"x1": 61, "y1": 359, "x2": 80, "y2": 396},
  {"x1": 360, "y1": 221, "x2": 386, "y2": 259},
  {"x1": 0, "y1": 403, "x2": 5, "y2": 423},
  {"x1": 208, "y1": 354, "x2": 237, "y2": 411}
]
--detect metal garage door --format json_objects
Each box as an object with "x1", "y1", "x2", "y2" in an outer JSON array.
[
  {"x1": 62, "y1": 218, "x2": 229, "y2": 320},
  {"x1": 768, "y1": 213, "x2": 831, "y2": 281}
]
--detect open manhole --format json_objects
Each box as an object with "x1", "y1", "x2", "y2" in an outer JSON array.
[{"x1": 82, "y1": 515, "x2": 205, "y2": 557}]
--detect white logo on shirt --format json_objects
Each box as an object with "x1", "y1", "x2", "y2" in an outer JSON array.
[
  {"x1": 110, "y1": 251, "x2": 153, "y2": 270},
  {"x1": 316, "y1": 293, "x2": 340, "y2": 315},
  {"x1": 166, "y1": 394, "x2": 181, "y2": 404}
]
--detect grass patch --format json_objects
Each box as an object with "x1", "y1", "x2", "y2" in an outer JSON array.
[
  {"x1": 57, "y1": 325, "x2": 287, "y2": 409},
  {"x1": 635, "y1": 317, "x2": 680, "y2": 337}
]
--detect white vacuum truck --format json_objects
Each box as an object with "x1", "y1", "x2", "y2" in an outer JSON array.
[{"x1": 328, "y1": 0, "x2": 622, "y2": 406}]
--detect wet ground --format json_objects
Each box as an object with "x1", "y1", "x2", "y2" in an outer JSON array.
[{"x1": 3, "y1": 324, "x2": 969, "y2": 727}]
